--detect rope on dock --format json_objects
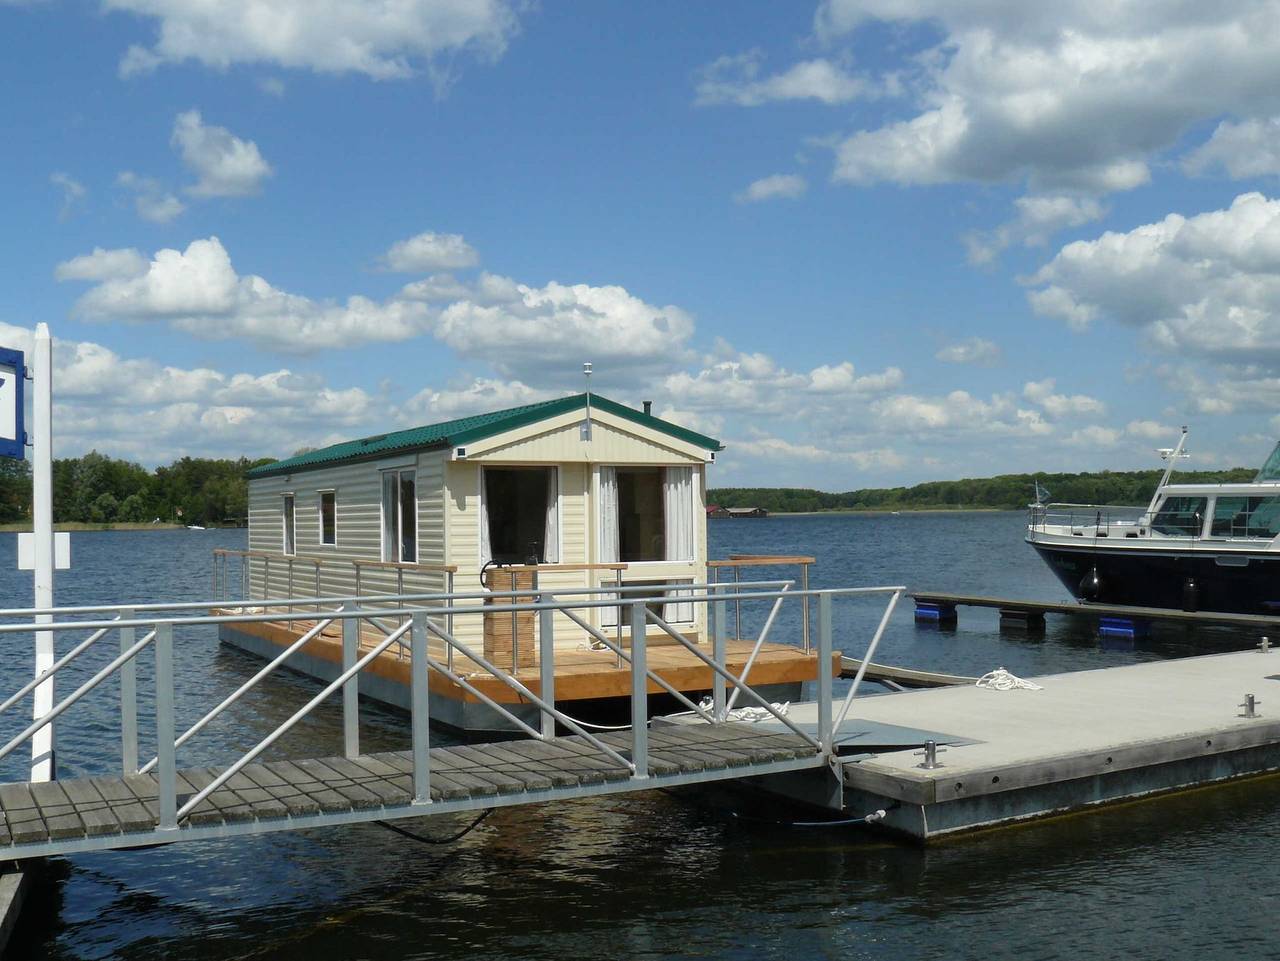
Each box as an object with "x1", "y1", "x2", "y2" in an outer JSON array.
[{"x1": 975, "y1": 667, "x2": 1043, "y2": 692}]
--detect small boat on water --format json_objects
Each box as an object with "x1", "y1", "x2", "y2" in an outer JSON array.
[{"x1": 1026, "y1": 429, "x2": 1280, "y2": 615}]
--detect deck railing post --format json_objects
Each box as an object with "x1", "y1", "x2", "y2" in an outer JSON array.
[
  {"x1": 615, "y1": 568, "x2": 624, "y2": 669},
  {"x1": 539, "y1": 597, "x2": 556, "y2": 739},
  {"x1": 410, "y1": 612, "x2": 431, "y2": 804},
  {"x1": 510, "y1": 570, "x2": 519, "y2": 675},
  {"x1": 314, "y1": 562, "x2": 321, "y2": 614},
  {"x1": 263, "y1": 557, "x2": 270, "y2": 607},
  {"x1": 710, "y1": 587, "x2": 727, "y2": 720},
  {"x1": 155, "y1": 622, "x2": 177, "y2": 831},
  {"x1": 733, "y1": 566, "x2": 742, "y2": 641},
  {"x1": 120, "y1": 609, "x2": 137, "y2": 775},
  {"x1": 630, "y1": 601, "x2": 648, "y2": 779},
  {"x1": 287, "y1": 559, "x2": 294, "y2": 614},
  {"x1": 240, "y1": 554, "x2": 248, "y2": 603},
  {"x1": 817, "y1": 593, "x2": 833, "y2": 757},
  {"x1": 801, "y1": 564, "x2": 811, "y2": 653},
  {"x1": 342, "y1": 608, "x2": 359, "y2": 759},
  {"x1": 446, "y1": 570, "x2": 455, "y2": 673}
]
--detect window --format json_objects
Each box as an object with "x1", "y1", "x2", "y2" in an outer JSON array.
[
  {"x1": 381, "y1": 469, "x2": 417, "y2": 562},
  {"x1": 282, "y1": 494, "x2": 296, "y2": 555},
  {"x1": 1211, "y1": 496, "x2": 1280, "y2": 538},
  {"x1": 482, "y1": 467, "x2": 559, "y2": 564},
  {"x1": 319, "y1": 490, "x2": 336, "y2": 545},
  {"x1": 1151, "y1": 496, "x2": 1207, "y2": 536},
  {"x1": 599, "y1": 466, "x2": 695, "y2": 563}
]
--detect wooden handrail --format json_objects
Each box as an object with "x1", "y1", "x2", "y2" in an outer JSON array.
[
  {"x1": 488, "y1": 563, "x2": 628, "y2": 573},
  {"x1": 213, "y1": 547, "x2": 458, "y2": 574},
  {"x1": 708, "y1": 555, "x2": 815, "y2": 568}
]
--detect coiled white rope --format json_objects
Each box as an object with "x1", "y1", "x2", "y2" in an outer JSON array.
[
  {"x1": 696, "y1": 696, "x2": 790, "y2": 722},
  {"x1": 975, "y1": 667, "x2": 1043, "y2": 692}
]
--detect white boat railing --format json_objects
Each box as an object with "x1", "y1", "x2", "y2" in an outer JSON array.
[
  {"x1": 1028, "y1": 502, "x2": 1149, "y2": 536},
  {"x1": 0, "y1": 582, "x2": 905, "y2": 829}
]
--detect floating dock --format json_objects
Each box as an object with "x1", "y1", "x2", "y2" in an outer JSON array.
[
  {"x1": 912, "y1": 591, "x2": 1280, "y2": 635},
  {"x1": 750, "y1": 648, "x2": 1280, "y2": 840}
]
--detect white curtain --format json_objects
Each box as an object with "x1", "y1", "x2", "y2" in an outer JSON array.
[
  {"x1": 664, "y1": 466, "x2": 695, "y2": 561},
  {"x1": 543, "y1": 468, "x2": 560, "y2": 563},
  {"x1": 479, "y1": 469, "x2": 492, "y2": 568},
  {"x1": 598, "y1": 467, "x2": 619, "y2": 563}
]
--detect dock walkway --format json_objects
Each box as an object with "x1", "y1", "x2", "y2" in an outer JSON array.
[
  {"x1": 0, "y1": 722, "x2": 820, "y2": 859},
  {"x1": 913, "y1": 591, "x2": 1280, "y2": 631}
]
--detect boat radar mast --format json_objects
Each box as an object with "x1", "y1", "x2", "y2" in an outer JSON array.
[{"x1": 1144, "y1": 425, "x2": 1190, "y2": 518}]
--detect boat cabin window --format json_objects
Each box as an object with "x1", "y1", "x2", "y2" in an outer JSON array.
[
  {"x1": 482, "y1": 467, "x2": 559, "y2": 564},
  {"x1": 1256, "y1": 441, "x2": 1280, "y2": 481},
  {"x1": 1210, "y1": 496, "x2": 1280, "y2": 538},
  {"x1": 282, "y1": 494, "x2": 295, "y2": 555},
  {"x1": 319, "y1": 490, "x2": 336, "y2": 545},
  {"x1": 1151, "y1": 496, "x2": 1207, "y2": 536},
  {"x1": 598, "y1": 466, "x2": 695, "y2": 563},
  {"x1": 381, "y1": 469, "x2": 417, "y2": 563}
]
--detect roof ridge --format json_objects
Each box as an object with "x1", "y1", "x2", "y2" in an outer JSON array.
[{"x1": 247, "y1": 392, "x2": 721, "y2": 478}]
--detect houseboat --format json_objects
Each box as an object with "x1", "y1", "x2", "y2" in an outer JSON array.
[
  {"x1": 1026, "y1": 429, "x2": 1280, "y2": 614},
  {"x1": 217, "y1": 393, "x2": 832, "y2": 730}
]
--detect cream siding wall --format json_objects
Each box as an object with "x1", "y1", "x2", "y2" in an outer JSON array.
[
  {"x1": 246, "y1": 452, "x2": 450, "y2": 602},
  {"x1": 464, "y1": 410, "x2": 711, "y2": 465}
]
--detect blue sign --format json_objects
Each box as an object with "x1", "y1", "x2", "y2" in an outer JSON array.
[{"x1": 0, "y1": 347, "x2": 26, "y2": 460}]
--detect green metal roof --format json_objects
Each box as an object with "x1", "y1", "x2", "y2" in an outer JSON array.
[{"x1": 247, "y1": 393, "x2": 723, "y2": 478}]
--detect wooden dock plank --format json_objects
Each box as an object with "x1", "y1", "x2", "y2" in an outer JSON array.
[
  {"x1": 262, "y1": 760, "x2": 352, "y2": 814},
  {"x1": 385, "y1": 750, "x2": 492, "y2": 798},
  {"x1": 0, "y1": 785, "x2": 45, "y2": 846},
  {"x1": 317, "y1": 757, "x2": 410, "y2": 807},
  {"x1": 223, "y1": 770, "x2": 289, "y2": 820},
  {"x1": 499, "y1": 739, "x2": 609, "y2": 785},
  {"x1": 27, "y1": 781, "x2": 84, "y2": 841},
  {"x1": 463, "y1": 743, "x2": 576, "y2": 787},
  {"x1": 344, "y1": 754, "x2": 438, "y2": 802},
  {"x1": 59, "y1": 780, "x2": 121, "y2": 838},
  {"x1": 291, "y1": 758, "x2": 383, "y2": 811},
  {"x1": 238, "y1": 762, "x2": 322, "y2": 816},
  {"x1": 449, "y1": 745, "x2": 555, "y2": 792},
  {"x1": 86, "y1": 776, "x2": 153, "y2": 833}
]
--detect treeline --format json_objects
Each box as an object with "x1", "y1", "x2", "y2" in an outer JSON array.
[
  {"x1": 0, "y1": 452, "x2": 273, "y2": 526},
  {"x1": 710, "y1": 467, "x2": 1258, "y2": 514}
]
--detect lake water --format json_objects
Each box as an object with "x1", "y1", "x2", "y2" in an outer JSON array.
[{"x1": 4, "y1": 513, "x2": 1277, "y2": 960}]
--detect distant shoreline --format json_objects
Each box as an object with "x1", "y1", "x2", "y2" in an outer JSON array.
[
  {"x1": 732, "y1": 507, "x2": 1011, "y2": 517},
  {"x1": 0, "y1": 522, "x2": 199, "y2": 533}
]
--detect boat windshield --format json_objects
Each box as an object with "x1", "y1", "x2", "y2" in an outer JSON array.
[{"x1": 1257, "y1": 441, "x2": 1280, "y2": 481}]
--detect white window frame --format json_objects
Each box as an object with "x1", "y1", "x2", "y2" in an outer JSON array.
[
  {"x1": 599, "y1": 465, "x2": 696, "y2": 566},
  {"x1": 317, "y1": 489, "x2": 337, "y2": 546},
  {"x1": 282, "y1": 492, "x2": 296, "y2": 556},
  {"x1": 478, "y1": 465, "x2": 562, "y2": 566},
  {"x1": 380, "y1": 468, "x2": 419, "y2": 563}
]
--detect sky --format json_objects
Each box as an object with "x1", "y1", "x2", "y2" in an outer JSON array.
[{"x1": 5, "y1": 1, "x2": 1280, "y2": 489}]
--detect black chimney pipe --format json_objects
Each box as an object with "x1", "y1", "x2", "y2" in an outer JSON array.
[{"x1": 643, "y1": 400, "x2": 652, "y2": 415}]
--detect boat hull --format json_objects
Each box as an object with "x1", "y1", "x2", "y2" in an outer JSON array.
[{"x1": 1029, "y1": 540, "x2": 1280, "y2": 615}]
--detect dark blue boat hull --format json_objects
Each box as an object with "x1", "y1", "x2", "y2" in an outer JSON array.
[{"x1": 1030, "y1": 542, "x2": 1280, "y2": 615}]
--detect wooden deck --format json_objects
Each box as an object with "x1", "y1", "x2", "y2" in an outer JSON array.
[
  {"x1": 0, "y1": 724, "x2": 820, "y2": 855},
  {"x1": 220, "y1": 611, "x2": 836, "y2": 706}
]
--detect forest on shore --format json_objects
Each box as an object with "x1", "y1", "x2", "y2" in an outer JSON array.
[
  {"x1": 709, "y1": 467, "x2": 1257, "y2": 514},
  {"x1": 0, "y1": 453, "x2": 1259, "y2": 528},
  {"x1": 0, "y1": 452, "x2": 272, "y2": 527}
]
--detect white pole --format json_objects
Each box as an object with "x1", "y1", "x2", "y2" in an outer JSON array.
[{"x1": 31, "y1": 322, "x2": 54, "y2": 782}]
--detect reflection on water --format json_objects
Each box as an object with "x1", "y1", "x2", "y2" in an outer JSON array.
[{"x1": 1, "y1": 519, "x2": 1273, "y2": 960}]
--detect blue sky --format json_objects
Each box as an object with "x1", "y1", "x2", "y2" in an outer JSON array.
[{"x1": 5, "y1": 1, "x2": 1280, "y2": 488}]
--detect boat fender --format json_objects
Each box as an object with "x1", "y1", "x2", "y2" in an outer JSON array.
[
  {"x1": 1182, "y1": 577, "x2": 1199, "y2": 613},
  {"x1": 1079, "y1": 566, "x2": 1102, "y2": 601}
]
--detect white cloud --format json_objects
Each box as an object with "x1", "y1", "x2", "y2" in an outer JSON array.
[
  {"x1": 735, "y1": 174, "x2": 807, "y2": 204},
  {"x1": 384, "y1": 232, "x2": 479, "y2": 272},
  {"x1": 1022, "y1": 378, "x2": 1106, "y2": 418},
  {"x1": 433, "y1": 276, "x2": 697, "y2": 383},
  {"x1": 258, "y1": 77, "x2": 286, "y2": 97},
  {"x1": 1184, "y1": 117, "x2": 1280, "y2": 179},
  {"x1": 1065, "y1": 425, "x2": 1122, "y2": 447},
  {"x1": 0, "y1": 321, "x2": 378, "y2": 463},
  {"x1": 117, "y1": 171, "x2": 186, "y2": 223},
  {"x1": 58, "y1": 237, "x2": 431, "y2": 353},
  {"x1": 966, "y1": 194, "x2": 1107, "y2": 264},
  {"x1": 935, "y1": 337, "x2": 1001, "y2": 366},
  {"x1": 871, "y1": 390, "x2": 1053, "y2": 436},
  {"x1": 172, "y1": 110, "x2": 273, "y2": 198},
  {"x1": 54, "y1": 247, "x2": 149, "y2": 282},
  {"x1": 399, "y1": 274, "x2": 474, "y2": 303},
  {"x1": 106, "y1": 0, "x2": 522, "y2": 88},
  {"x1": 1028, "y1": 192, "x2": 1280, "y2": 366},
  {"x1": 731, "y1": 434, "x2": 905, "y2": 469},
  {"x1": 696, "y1": 51, "x2": 866, "y2": 106},
  {"x1": 49, "y1": 172, "x2": 86, "y2": 220},
  {"x1": 1125, "y1": 419, "x2": 1177, "y2": 440},
  {"x1": 811, "y1": 1, "x2": 1280, "y2": 194},
  {"x1": 399, "y1": 378, "x2": 563, "y2": 423}
]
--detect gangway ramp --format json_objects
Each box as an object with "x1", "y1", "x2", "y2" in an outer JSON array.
[{"x1": 0, "y1": 725, "x2": 819, "y2": 858}]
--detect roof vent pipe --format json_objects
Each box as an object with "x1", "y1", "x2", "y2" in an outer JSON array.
[{"x1": 643, "y1": 400, "x2": 652, "y2": 415}]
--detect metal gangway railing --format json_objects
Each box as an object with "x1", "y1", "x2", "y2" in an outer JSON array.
[
  {"x1": 1027, "y1": 503, "x2": 1149, "y2": 536},
  {"x1": 0, "y1": 580, "x2": 904, "y2": 855}
]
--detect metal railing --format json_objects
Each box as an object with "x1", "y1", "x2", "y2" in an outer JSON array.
[
  {"x1": 0, "y1": 580, "x2": 904, "y2": 831},
  {"x1": 708, "y1": 555, "x2": 816, "y2": 651},
  {"x1": 1027, "y1": 503, "x2": 1148, "y2": 536}
]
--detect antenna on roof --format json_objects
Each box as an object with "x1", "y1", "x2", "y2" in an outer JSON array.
[{"x1": 580, "y1": 362, "x2": 593, "y2": 441}]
